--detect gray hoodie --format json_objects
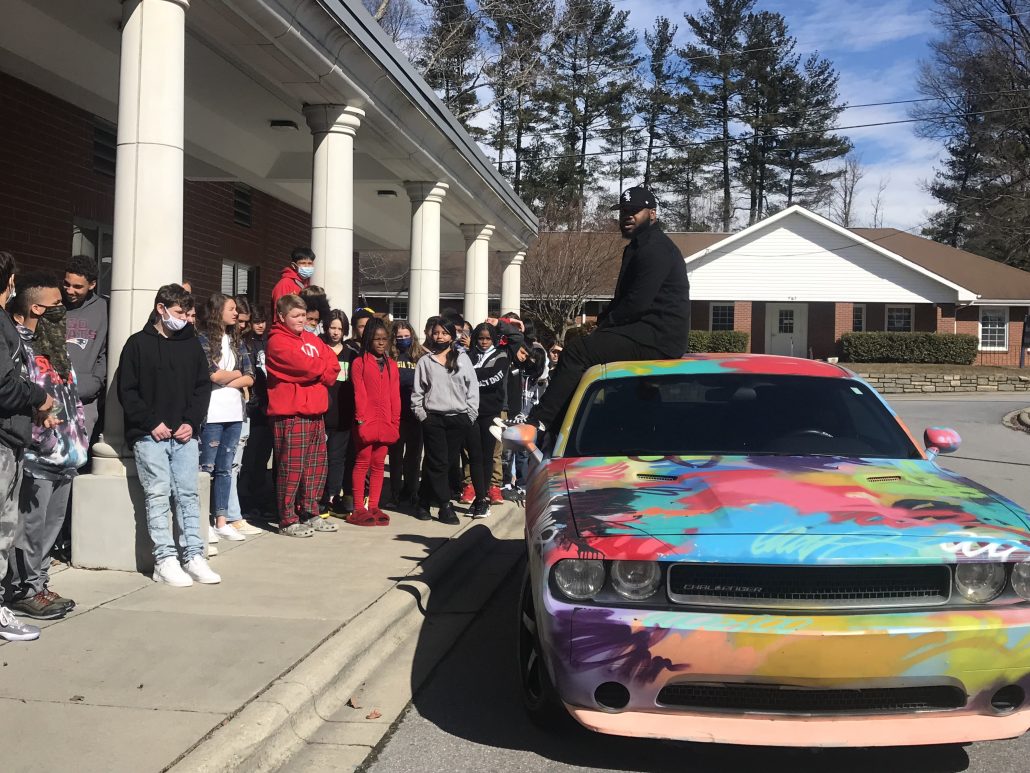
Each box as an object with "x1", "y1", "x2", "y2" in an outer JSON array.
[
  {"x1": 64, "y1": 292, "x2": 108, "y2": 404},
  {"x1": 411, "y1": 352, "x2": 479, "y2": 423}
]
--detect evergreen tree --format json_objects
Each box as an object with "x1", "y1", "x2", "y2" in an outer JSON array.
[
  {"x1": 681, "y1": 0, "x2": 754, "y2": 231},
  {"x1": 771, "y1": 53, "x2": 851, "y2": 209},
  {"x1": 543, "y1": 0, "x2": 641, "y2": 228},
  {"x1": 416, "y1": 0, "x2": 481, "y2": 135},
  {"x1": 637, "y1": 17, "x2": 691, "y2": 191}
]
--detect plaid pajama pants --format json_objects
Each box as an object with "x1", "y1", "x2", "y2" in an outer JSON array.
[{"x1": 271, "y1": 415, "x2": 327, "y2": 527}]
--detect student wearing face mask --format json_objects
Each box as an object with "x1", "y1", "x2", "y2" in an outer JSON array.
[
  {"x1": 462, "y1": 323, "x2": 507, "y2": 517},
  {"x1": 270, "y1": 247, "x2": 316, "y2": 315},
  {"x1": 387, "y1": 320, "x2": 425, "y2": 506},
  {"x1": 411, "y1": 318, "x2": 479, "y2": 525},
  {"x1": 319, "y1": 310, "x2": 355, "y2": 517}
]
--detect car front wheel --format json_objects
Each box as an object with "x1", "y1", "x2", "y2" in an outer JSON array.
[{"x1": 517, "y1": 567, "x2": 574, "y2": 729}]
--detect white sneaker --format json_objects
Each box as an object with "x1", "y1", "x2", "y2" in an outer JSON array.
[
  {"x1": 208, "y1": 544, "x2": 219, "y2": 557},
  {"x1": 231, "y1": 519, "x2": 263, "y2": 536},
  {"x1": 208, "y1": 527, "x2": 219, "y2": 544},
  {"x1": 184, "y1": 555, "x2": 221, "y2": 584},
  {"x1": 153, "y1": 556, "x2": 193, "y2": 587},
  {"x1": 214, "y1": 524, "x2": 246, "y2": 541}
]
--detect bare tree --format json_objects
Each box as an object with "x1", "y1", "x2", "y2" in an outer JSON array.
[
  {"x1": 831, "y1": 153, "x2": 864, "y2": 227},
  {"x1": 521, "y1": 230, "x2": 619, "y2": 343},
  {"x1": 869, "y1": 175, "x2": 890, "y2": 228}
]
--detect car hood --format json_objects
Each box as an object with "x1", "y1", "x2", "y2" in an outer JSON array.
[{"x1": 561, "y1": 456, "x2": 1030, "y2": 560}]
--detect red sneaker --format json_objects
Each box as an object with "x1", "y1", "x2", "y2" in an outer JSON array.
[
  {"x1": 459, "y1": 483, "x2": 475, "y2": 504},
  {"x1": 488, "y1": 485, "x2": 504, "y2": 505}
]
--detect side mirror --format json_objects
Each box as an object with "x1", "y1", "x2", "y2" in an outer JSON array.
[{"x1": 924, "y1": 427, "x2": 961, "y2": 458}]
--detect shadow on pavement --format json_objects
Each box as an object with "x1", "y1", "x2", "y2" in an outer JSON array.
[{"x1": 405, "y1": 555, "x2": 971, "y2": 773}]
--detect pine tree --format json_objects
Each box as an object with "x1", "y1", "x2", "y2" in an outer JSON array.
[
  {"x1": 416, "y1": 0, "x2": 481, "y2": 136},
  {"x1": 771, "y1": 53, "x2": 851, "y2": 209},
  {"x1": 681, "y1": 0, "x2": 754, "y2": 231},
  {"x1": 543, "y1": 0, "x2": 641, "y2": 228},
  {"x1": 637, "y1": 17, "x2": 690, "y2": 190}
]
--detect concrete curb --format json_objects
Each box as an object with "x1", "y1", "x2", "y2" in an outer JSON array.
[{"x1": 168, "y1": 506, "x2": 524, "y2": 773}]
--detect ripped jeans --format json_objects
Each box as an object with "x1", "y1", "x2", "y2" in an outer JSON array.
[{"x1": 199, "y1": 421, "x2": 243, "y2": 518}]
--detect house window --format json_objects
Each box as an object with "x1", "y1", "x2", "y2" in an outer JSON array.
[
  {"x1": 710, "y1": 303, "x2": 735, "y2": 331},
  {"x1": 221, "y1": 260, "x2": 257, "y2": 299},
  {"x1": 778, "y1": 309, "x2": 794, "y2": 334},
  {"x1": 389, "y1": 298, "x2": 408, "y2": 320},
  {"x1": 71, "y1": 219, "x2": 113, "y2": 297},
  {"x1": 885, "y1": 305, "x2": 914, "y2": 333},
  {"x1": 852, "y1": 304, "x2": 866, "y2": 332},
  {"x1": 979, "y1": 306, "x2": 1009, "y2": 351}
]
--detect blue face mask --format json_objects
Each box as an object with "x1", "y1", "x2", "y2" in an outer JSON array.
[
  {"x1": 296, "y1": 264, "x2": 315, "y2": 280},
  {"x1": 396, "y1": 338, "x2": 412, "y2": 351}
]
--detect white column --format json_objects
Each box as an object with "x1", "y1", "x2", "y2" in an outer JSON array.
[
  {"x1": 461, "y1": 223, "x2": 494, "y2": 324},
  {"x1": 304, "y1": 104, "x2": 364, "y2": 310},
  {"x1": 404, "y1": 181, "x2": 448, "y2": 329},
  {"x1": 500, "y1": 250, "x2": 525, "y2": 316},
  {"x1": 93, "y1": 0, "x2": 189, "y2": 469}
]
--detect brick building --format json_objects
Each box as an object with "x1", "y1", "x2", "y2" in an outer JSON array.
[{"x1": 520, "y1": 207, "x2": 1030, "y2": 365}]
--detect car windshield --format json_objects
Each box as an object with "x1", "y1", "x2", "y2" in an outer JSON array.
[{"x1": 565, "y1": 373, "x2": 922, "y2": 460}]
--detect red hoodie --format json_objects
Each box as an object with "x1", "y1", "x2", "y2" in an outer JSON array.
[
  {"x1": 352, "y1": 352, "x2": 401, "y2": 445},
  {"x1": 270, "y1": 265, "x2": 308, "y2": 313},
  {"x1": 265, "y1": 322, "x2": 340, "y2": 418}
]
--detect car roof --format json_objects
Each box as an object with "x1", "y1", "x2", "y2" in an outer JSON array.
[{"x1": 595, "y1": 354, "x2": 853, "y2": 381}]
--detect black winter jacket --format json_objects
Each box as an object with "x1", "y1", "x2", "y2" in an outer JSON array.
[
  {"x1": 599, "y1": 222, "x2": 690, "y2": 357},
  {"x1": 118, "y1": 322, "x2": 212, "y2": 445},
  {"x1": 471, "y1": 346, "x2": 509, "y2": 418},
  {"x1": 0, "y1": 309, "x2": 46, "y2": 450}
]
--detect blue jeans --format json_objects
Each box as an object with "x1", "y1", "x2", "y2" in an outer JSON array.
[
  {"x1": 199, "y1": 421, "x2": 243, "y2": 518},
  {"x1": 133, "y1": 437, "x2": 203, "y2": 562},
  {"x1": 227, "y1": 418, "x2": 249, "y2": 523}
]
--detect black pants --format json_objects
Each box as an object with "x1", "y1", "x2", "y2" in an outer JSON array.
[
  {"x1": 321, "y1": 428, "x2": 351, "y2": 508},
  {"x1": 420, "y1": 413, "x2": 474, "y2": 509},
  {"x1": 472, "y1": 413, "x2": 498, "y2": 495},
  {"x1": 240, "y1": 420, "x2": 274, "y2": 512},
  {"x1": 389, "y1": 418, "x2": 422, "y2": 500},
  {"x1": 530, "y1": 329, "x2": 666, "y2": 429}
]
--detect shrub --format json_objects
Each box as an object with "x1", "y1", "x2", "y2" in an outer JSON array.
[
  {"x1": 687, "y1": 329, "x2": 749, "y2": 353},
  {"x1": 841, "y1": 332, "x2": 978, "y2": 365}
]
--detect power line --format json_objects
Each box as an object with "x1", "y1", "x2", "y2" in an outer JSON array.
[
  {"x1": 492, "y1": 86, "x2": 1030, "y2": 147},
  {"x1": 497, "y1": 103, "x2": 1030, "y2": 164}
]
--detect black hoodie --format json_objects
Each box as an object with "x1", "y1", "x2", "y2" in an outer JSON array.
[
  {"x1": 0, "y1": 309, "x2": 46, "y2": 450},
  {"x1": 118, "y1": 321, "x2": 212, "y2": 445}
]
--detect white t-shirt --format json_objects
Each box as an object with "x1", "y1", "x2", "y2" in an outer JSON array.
[{"x1": 207, "y1": 333, "x2": 244, "y2": 423}]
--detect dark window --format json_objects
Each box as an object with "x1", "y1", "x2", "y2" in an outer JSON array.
[
  {"x1": 93, "y1": 119, "x2": 117, "y2": 177},
  {"x1": 711, "y1": 304, "x2": 734, "y2": 331},
  {"x1": 567, "y1": 373, "x2": 921, "y2": 460},
  {"x1": 852, "y1": 304, "x2": 866, "y2": 332},
  {"x1": 778, "y1": 309, "x2": 794, "y2": 334},
  {"x1": 233, "y1": 184, "x2": 253, "y2": 227}
]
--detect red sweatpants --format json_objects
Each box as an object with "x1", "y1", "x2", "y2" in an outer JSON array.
[{"x1": 352, "y1": 441, "x2": 389, "y2": 510}]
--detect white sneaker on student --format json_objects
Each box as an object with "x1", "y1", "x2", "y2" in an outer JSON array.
[
  {"x1": 153, "y1": 557, "x2": 193, "y2": 587},
  {"x1": 208, "y1": 527, "x2": 219, "y2": 544},
  {"x1": 184, "y1": 555, "x2": 221, "y2": 584},
  {"x1": 213, "y1": 524, "x2": 245, "y2": 541}
]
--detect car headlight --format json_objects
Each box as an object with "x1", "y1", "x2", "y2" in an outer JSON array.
[
  {"x1": 553, "y1": 559, "x2": 605, "y2": 600},
  {"x1": 610, "y1": 561, "x2": 661, "y2": 600},
  {"x1": 1012, "y1": 564, "x2": 1030, "y2": 600},
  {"x1": 954, "y1": 563, "x2": 1006, "y2": 603}
]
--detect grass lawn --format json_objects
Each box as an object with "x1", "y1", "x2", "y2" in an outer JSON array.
[{"x1": 841, "y1": 362, "x2": 1028, "y2": 375}]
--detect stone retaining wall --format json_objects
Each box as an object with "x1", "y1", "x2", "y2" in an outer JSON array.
[{"x1": 855, "y1": 371, "x2": 1030, "y2": 393}]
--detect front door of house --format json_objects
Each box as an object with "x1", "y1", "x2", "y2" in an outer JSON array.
[{"x1": 766, "y1": 303, "x2": 808, "y2": 357}]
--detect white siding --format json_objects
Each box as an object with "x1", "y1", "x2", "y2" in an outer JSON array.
[{"x1": 686, "y1": 212, "x2": 957, "y2": 303}]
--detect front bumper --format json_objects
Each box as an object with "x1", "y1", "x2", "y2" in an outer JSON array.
[{"x1": 542, "y1": 600, "x2": 1030, "y2": 746}]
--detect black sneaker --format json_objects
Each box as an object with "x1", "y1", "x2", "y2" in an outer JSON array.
[
  {"x1": 439, "y1": 504, "x2": 460, "y2": 525},
  {"x1": 9, "y1": 591, "x2": 68, "y2": 620},
  {"x1": 470, "y1": 499, "x2": 491, "y2": 519},
  {"x1": 415, "y1": 505, "x2": 433, "y2": 521}
]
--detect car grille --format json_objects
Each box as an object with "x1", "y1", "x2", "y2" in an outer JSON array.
[
  {"x1": 667, "y1": 564, "x2": 951, "y2": 610},
  {"x1": 656, "y1": 683, "x2": 966, "y2": 714}
]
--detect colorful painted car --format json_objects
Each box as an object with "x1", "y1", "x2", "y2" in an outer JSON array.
[{"x1": 517, "y1": 353, "x2": 1030, "y2": 747}]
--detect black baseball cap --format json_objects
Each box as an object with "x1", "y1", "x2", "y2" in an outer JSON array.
[{"x1": 611, "y1": 186, "x2": 657, "y2": 211}]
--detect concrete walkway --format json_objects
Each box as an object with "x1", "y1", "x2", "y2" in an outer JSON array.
[{"x1": 0, "y1": 503, "x2": 524, "y2": 773}]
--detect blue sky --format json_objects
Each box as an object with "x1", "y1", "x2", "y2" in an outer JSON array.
[{"x1": 617, "y1": 0, "x2": 943, "y2": 230}]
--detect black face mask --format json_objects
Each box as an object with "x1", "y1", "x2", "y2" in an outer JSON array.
[{"x1": 429, "y1": 339, "x2": 451, "y2": 353}]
